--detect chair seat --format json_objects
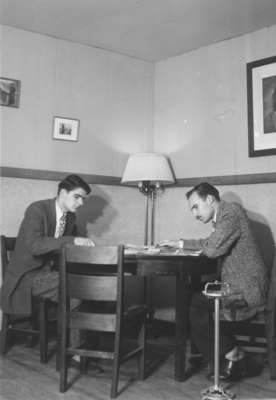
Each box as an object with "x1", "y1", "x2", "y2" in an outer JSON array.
[{"x1": 77, "y1": 301, "x2": 146, "y2": 315}]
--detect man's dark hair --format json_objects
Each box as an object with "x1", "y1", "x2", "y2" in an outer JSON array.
[
  {"x1": 58, "y1": 174, "x2": 91, "y2": 195},
  {"x1": 186, "y1": 182, "x2": 220, "y2": 201}
]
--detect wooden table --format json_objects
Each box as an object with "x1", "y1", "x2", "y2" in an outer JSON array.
[{"x1": 125, "y1": 249, "x2": 216, "y2": 381}]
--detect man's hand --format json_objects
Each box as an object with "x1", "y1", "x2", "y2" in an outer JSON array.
[{"x1": 74, "y1": 237, "x2": 95, "y2": 247}]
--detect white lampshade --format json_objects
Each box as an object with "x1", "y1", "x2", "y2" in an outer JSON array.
[{"x1": 121, "y1": 152, "x2": 174, "y2": 184}]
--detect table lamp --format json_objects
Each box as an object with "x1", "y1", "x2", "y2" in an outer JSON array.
[{"x1": 121, "y1": 152, "x2": 175, "y2": 245}]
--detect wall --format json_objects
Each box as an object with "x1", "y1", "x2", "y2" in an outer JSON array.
[
  {"x1": 1, "y1": 178, "x2": 145, "y2": 245},
  {"x1": 1, "y1": 24, "x2": 276, "y2": 321},
  {"x1": 0, "y1": 25, "x2": 154, "y2": 176},
  {"x1": 152, "y1": 25, "x2": 276, "y2": 318},
  {"x1": 0, "y1": 25, "x2": 154, "y2": 308},
  {"x1": 153, "y1": 23, "x2": 276, "y2": 244},
  {"x1": 154, "y1": 25, "x2": 276, "y2": 177}
]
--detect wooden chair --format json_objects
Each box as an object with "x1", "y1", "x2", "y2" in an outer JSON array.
[
  {"x1": 221, "y1": 247, "x2": 276, "y2": 379},
  {"x1": 0, "y1": 235, "x2": 54, "y2": 363},
  {"x1": 59, "y1": 244, "x2": 147, "y2": 398}
]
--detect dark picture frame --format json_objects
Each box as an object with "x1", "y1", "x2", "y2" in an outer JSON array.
[
  {"x1": 53, "y1": 116, "x2": 79, "y2": 142},
  {"x1": 247, "y1": 55, "x2": 276, "y2": 157},
  {"x1": 0, "y1": 77, "x2": 21, "y2": 108}
]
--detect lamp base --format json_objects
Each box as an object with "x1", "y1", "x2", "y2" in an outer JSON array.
[{"x1": 201, "y1": 385, "x2": 235, "y2": 400}]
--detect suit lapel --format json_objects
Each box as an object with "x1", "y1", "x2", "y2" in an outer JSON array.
[
  {"x1": 64, "y1": 212, "x2": 76, "y2": 235},
  {"x1": 47, "y1": 198, "x2": 57, "y2": 237}
]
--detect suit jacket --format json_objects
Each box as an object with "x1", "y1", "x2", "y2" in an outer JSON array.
[
  {"x1": 1, "y1": 198, "x2": 76, "y2": 314},
  {"x1": 184, "y1": 200, "x2": 268, "y2": 320}
]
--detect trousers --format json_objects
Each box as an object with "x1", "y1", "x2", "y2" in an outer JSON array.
[{"x1": 32, "y1": 265, "x2": 81, "y2": 347}]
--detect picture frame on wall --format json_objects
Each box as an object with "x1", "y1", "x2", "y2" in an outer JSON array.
[
  {"x1": 0, "y1": 77, "x2": 21, "y2": 108},
  {"x1": 247, "y1": 55, "x2": 276, "y2": 157},
  {"x1": 53, "y1": 116, "x2": 79, "y2": 142}
]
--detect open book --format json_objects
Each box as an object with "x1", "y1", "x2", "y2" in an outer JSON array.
[{"x1": 124, "y1": 244, "x2": 202, "y2": 256}]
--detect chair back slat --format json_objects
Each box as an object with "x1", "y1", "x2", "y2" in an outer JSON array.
[
  {"x1": 67, "y1": 274, "x2": 117, "y2": 301},
  {"x1": 70, "y1": 311, "x2": 116, "y2": 331},
  {"x1": 65, "y1": 245, "x2": 118, "y2": 265}
]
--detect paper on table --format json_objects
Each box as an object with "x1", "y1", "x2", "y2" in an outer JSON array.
[
  {"x1": 124, "y1": 244, "x2": 202, "y2": 256},
  {"x1": 125, "y1": 245, "x2": 161, "y2": 254},
  {"x1": 158, "y1": 246, "x2": 202, "y2": 256}
]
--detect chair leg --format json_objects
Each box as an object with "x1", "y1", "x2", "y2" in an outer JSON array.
[
  {"x1": 59, "y1": 305, "x2": 68, "y2": 393},
  {"x1": 39, "y1": 298, "x2": 48, "y2": 363},
  {"x1": 111, "y1": 333, "x2": 121, "y2": 398},
  {"x1": 59, "y1": 352, "x2": 68, "y2": 393},
  {"x1": 138, "y1": 317, "x2": 146, "y2": 380},
  {"x1": 56, "y1": 301, "x2": 62, "y2": 371},
  {"x1": 80, "y1": 356, "x2": 88, "y2": 374},
  {"x1": 26, "y1": 303, "x2": 38, "y2": 348},
  {"x1": 265, "y1": 303, "x2": 276, "y2": 380},
  {"x1": 0, "y1": 313, "x2": 10, "y2": 355}
]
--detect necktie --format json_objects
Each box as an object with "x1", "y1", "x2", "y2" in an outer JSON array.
[
  {"x1": 211, "y1": 220, "x2": 216, "y2": 232},
  {"x1": 57, "y1": 213, "x2": 67, "y2": 237}
]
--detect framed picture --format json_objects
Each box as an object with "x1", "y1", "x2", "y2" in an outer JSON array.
[
  {"x1": 53, "y1": 116, "x2": 79, "y2": 142},
  {"x1": 247, "y1": 55, "x2": 276, "y2": 157},
  {"x1": 0, "y1": 77, "x2": 21, "y2": 108}
]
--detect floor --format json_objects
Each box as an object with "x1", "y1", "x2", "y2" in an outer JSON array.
[{"x1": 0, "y1": 336, "x2": 276, "y2": 400}]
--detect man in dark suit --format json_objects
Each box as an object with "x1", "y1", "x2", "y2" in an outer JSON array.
[
  {"x1": 1, "y1": 174, "x2": 94, "y2": 315},
  {"x1": 160, "y1": 182, "x2": 267, "y2": 381}
]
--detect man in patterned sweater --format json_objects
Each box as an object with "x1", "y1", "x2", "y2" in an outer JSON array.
[{"x1": 160, "y1": 182, "x2": 267, "y2": 381}]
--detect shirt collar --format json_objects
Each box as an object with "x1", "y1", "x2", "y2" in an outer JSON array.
[
  {"x1": 55, "y1": 200, "x2": 66, "y2": 220},
  {"x1": 212, "y1": 209, "x2": 217, "y2": 225}
]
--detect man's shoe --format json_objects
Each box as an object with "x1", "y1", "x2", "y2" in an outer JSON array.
[
  {"x1": 207, "y1": 357, "x2": 245, "y2": 382},
  {"x1": 223, "y1": 358, "x2": 245, "y2": 381},
  {"x1": 224, "y1": 355, "x2": 263, "y2": 380},
  {"x1": 207, "y1": 355, "x2": 263, "y2": 382}
]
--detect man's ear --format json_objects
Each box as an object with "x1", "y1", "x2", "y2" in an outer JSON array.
[
  {"x1": 206, "y1": 194, "x2": 214, "y2": 204},
  {"x1": 59, "y1": 188, "x2": 68, "y2": 198}
]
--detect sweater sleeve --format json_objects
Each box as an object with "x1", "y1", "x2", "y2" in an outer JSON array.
[{"x1": 184, "y1": 208, "x2": 241, "y2": 259}]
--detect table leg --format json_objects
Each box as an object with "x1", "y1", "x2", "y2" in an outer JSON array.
[{"x1": 175, "y1": 264, "x2": 189, "y2": 381}]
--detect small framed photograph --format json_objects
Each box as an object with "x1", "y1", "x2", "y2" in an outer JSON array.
[
  {"x1": 53, "y1": 116, "x2": 79, "y2": 142},
  {"x1": 247, "y1": 55, "x2": 276, "y2": 157},
  {"x1": 0, "y1": 77, "x2": 21, "y2": 108}
]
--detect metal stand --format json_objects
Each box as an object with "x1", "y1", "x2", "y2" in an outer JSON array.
[
  {"x1": 139, "y1": 181, "x2": 157, "y2": 246},
  {"x1": 201, "y1": 282, "x2": 235, "y2": 400},
  {"x1": 139, "y1": 181, "x2": 158, "y2": 330}
]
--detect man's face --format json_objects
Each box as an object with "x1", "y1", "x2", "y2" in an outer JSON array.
[
  {"x1": 60, "y1": 187, "x2": 88, "y2": 213},
  {"x1": 188, "y1": 191, "x2": 214, "y2": 224}
]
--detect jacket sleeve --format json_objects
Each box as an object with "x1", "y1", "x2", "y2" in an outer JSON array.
[
  {"x1": 184, "y1": 208, "x2": 241, "y2": 259},
  {"x1": 21, "y1": 203, "x2": 75, "y2": 256}
]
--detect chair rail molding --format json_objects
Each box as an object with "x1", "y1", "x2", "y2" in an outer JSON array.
[{"x1": 1, "y1": 166, "x2": 276, "y2": 187}]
